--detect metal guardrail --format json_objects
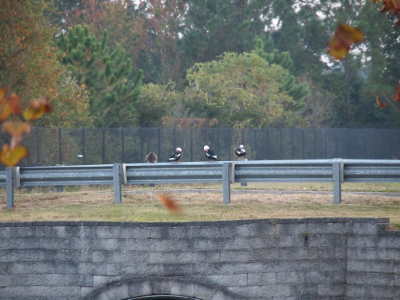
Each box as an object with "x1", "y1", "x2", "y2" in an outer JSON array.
[
  {"x1": 125, "y1": 162, "x2": 233, "y2": 204},
  {"x1": 2, "y1": 159, "x2": 400, "y2": 209},
  {"x1": 234, "y1": 160, "x2": 334, "y2": 182}
]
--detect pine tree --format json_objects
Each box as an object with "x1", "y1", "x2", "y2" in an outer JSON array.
[
  {"x1": 57, "y1": 25, "x2": 143, "y2": 127},
  {"x1": 253, "y1": 40, "x2": 309, "y2": 109}
]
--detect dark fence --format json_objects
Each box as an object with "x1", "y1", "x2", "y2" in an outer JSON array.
[{"x1": 10, "y1": 127, "x2": 400, "y2": 166}]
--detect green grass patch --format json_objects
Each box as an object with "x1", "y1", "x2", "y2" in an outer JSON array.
[{"x1": 0, "y1": 183, "x2": 399, "y2": 229}]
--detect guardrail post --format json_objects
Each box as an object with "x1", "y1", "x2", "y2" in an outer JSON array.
[
  {"x1": 113, "y1": 163, "x2": 124, "y2": 204},
  {"x1": 332, "y1": 159, "x2": 343, "y2": 204},
  {"x1": 55, "y1": 164, "x2": 64, "y2": 192},
  {"x1": 222, "y1": 162, "x2": 232, "y2": 204},
  {"x1": 6, "y1": 167, "x2": 15, "y2": 209}
]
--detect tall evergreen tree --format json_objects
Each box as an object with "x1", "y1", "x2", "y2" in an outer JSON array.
[
  {"x1": 178, "y1": 0, "x2": 271, "y2": 73},
  {"x1": 252, "y1": 40, "x2": 309, "y2": 109},
  {"x1": 57, "y1": 25, "x2": 143, "y2": 127}
]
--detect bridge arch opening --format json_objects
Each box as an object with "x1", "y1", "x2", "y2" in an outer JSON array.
[
  {"x1": 83, "y1": 277, "x2": 241, "y2": 300},
  {"x1": 127, "y1": 296, "x2": 199, "y2": 300}
]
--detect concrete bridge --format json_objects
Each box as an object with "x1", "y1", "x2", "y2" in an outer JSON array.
[{"x1": 0, "y1": 218, "x2": 399, "y2": 300}]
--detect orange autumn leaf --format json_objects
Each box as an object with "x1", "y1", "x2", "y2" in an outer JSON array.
[
  {"x1": 7, "y1": 93, "x2": 21, "y2": 115},
  {"x1": 380, "y1": 0, "x2": 400, "y2": 13},
  {"x1": 3, "y1": 121, "x2": 31, "y2": 148},
  {"x1": 22, "y1": 96, "x2": 51, "y2": 121},
  {"x1": 0, "y1": 87, "x2": 6, "y2": 101},
  {"x1": 328, "y1": 23, "x2": 364, "y2": 60},
  {"x1": 393, "y1": 85, "x2": 400, "y2": 102},
  {"x1": 0, "y1": 88, "x2": 21, "y2": 121},
  {"x1": 0, "y1": 144, "x2": 28, "y2": 167},
  {"x1": 376, "y1": 96, "x2": 387, "y2": 109},
  {"x1": 157, "y1": 193, "x2": 182, "y2": 212},
  {"x1": 328, "y1": 38, "x2": 350, "y2": 60},
  {"x1": 375, "y1": 0, "x2": 400, "y2": 25}
]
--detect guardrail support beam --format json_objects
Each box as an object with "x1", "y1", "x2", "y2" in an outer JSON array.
[
  {"x1": 6, "y1": 167, "x2": 15, "y2": 209},
  {"x1": 332, "y1": 159, "x2": 343, "y2": 204},
  {"x1": 113, "y1": 163, "x2": 123, "y2": 204},
  {"x1": 222, "y1": 162, "x2": 232, "y2": 204}
]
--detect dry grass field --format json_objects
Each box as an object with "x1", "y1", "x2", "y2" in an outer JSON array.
[{"x1": 1, "y1": 182, "x2": 400, "y2": 228}]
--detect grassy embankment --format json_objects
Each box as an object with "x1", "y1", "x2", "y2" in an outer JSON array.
[{"x1": 0, "y1": 182, "x2": 399, "y2": 228}]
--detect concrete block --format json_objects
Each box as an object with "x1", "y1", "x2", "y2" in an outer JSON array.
[
  {"x1": 365, "y1": 260, "x2": 396, "y2": 273},
  {"x1": 319, "y1": 259, "x2": 346, "y2": 272},
  {"x1": 0, "y1": 286, "x2": 81, "y2": 298},
  {"x1": 278, "y1": 234, "x2": 293, "y2": 247},
  {"x1": 288, "y1": 259, "x2": 317, "y2": 272},
  {"x1": 235, "y1": 222, "x2": 266, "y2": 237},
  {"x1": 9, "y1": 226, "x2": 35, "y2": 238},
  {"x1": 0, "y1": 275, "x2": 11, "y2": 287},
  {"x1": 346, "y1": 284, "x2": 365, "y2": 297},
  {"x1": 106, "y1": 263, "x2": 122, "y2": 276},
  {"x1": 233, "y1": 236, "x2": 271, "y2": 250},
  {"x1": 306, "y1": 222, "x2": 328, "y2": 234},
  {"x1": 321, "y1": 246, "x2": 346, "y2": 259},
  {"x1": 191, "y1": 224, "x2": 223, "y2": 238},
  {"x1": 290, "y1": 283, "x2": 319, "y2": 297},
  {"x1": 377, "y1": 235, "x2": 400, "y2": 248},
  {"x1": 208, "y1": 274, "x2": 248, "y2": 286},
  {"x1": 102, "y1": 282, "x2": 130, "y2": 300},
  {"x1": 276, "y1": 223, "x2": 306, "y2": 235},
  {"x1": 320, "y1": 234, "x2": 346, "y2": 248},
  {"x1": 211, "y1": 290, "x2": 241, "y2": 300},
  {"x1": 169, "y1": 279, "x2": 196, "y2": 297},
  {"x1": 364, "y1": 285, "x2": 400, "y2": 298},
  {"x1": 120, "y1": 263, "x2": 162, "y2": 276},
  {"x1": 228, "y1": 285, "x2": 264, "y2": 299},
  {"x1": 118, "y1": 226, "x2": 152, "y2": 239},
  {"x1": 260, "y1": 284, "x2": 292, "y2": 297},
  {"x1": 125, "y1": 278, "x2": 153, "y2": 297},
  {"x1": 347, "y1": 259, "x2": 368, "y2": 275},
  {"x1": 51, "y1": 262, "x2": 81, "y2": 275},
  {"x1": 247, "y1": 272, "x2": 276, "y2": 285},
  {"x1": 276, "y1": 272, "x2": 305, "y2": 284},
  {"x1": 162, "y1": 263, "x2": 193, "y2": 276},
  {"x1": 347, "y1": 247, "x2": 377, "y2": 260},
  {"x1": 92, "y1": 226, "x2": 122, "y2": 238},
  {"x1": 148, "y1": 251, "x2": 178, "y2": 264},
  {"x1": 347, "y1": 236, "x2": 377, "y2": 248},
  {"x1": 180, "y1": 250, "x2": 220, "y2": 263},
  {"x1": 192, "y1": 237, "x2": 234, "y2": 251},
  {"x1": 0, "y1": 227, "x2": 10, "y2": 238},
  {"x1": 349, "y1": 222, "x2": 378, "y2": 235},
  {"x1": 325, "y1": 222, "x2": 347, "y2": 234},
  {"x1": 279, "y1": 247, "x2": 308, "y2": 259},
  {"x1": 318, "y1": 283, "x2": 346, "y2": 296},
  {"x1": 167, "y1": 226, "x2": 190, "y2": 239},
  {"x1": 376, "y1": 248, "x2": 400, "y2": 260}
]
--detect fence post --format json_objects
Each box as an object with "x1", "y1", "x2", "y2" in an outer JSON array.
[
  {"x1": 222, "y1": 162, "x2": 233, "y2": 204},
  {"x1": 82, "y1": 128, "x2": 86, "y2": 165},
  {"x1": 58, "y1": 127, "x2": 62, "y2": 165},
  {"x1": 6, "y1": 167, "x2": 15, "y2": 209},
  {"x1": 332, "y1": 158, "x2": 344, "y2": 204},
  {"x1": 113, "y1": 163, "x2": 125, "y2": 205}
]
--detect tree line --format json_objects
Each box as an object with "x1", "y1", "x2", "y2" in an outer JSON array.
[{"x1": 1, "y1": 0, "x2": 399, "y2": 129}]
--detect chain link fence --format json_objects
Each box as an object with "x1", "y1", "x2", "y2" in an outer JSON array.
[{"x1": 9, "y1": 127, "x2": 400, "y2": 166}]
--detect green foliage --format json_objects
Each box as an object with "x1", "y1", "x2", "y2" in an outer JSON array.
[
  {"x1": 253, "y1": 40, "x2": 309, "y2": 109},
  {"x1": 0, "y1": 0, "x2": 91, "y2": 127},
  {"x1": 178, "y1": 0, "x2": 271, "y2": 72},
  {"x1": 133, "y1": 83, "x2": 184, "y2": 127},
  {"x1": 57, "y1": 24, "x2": 143, "y2": 127},
  {"x1": 184, "y1": 52, "x2": 303, "y2": 127}
]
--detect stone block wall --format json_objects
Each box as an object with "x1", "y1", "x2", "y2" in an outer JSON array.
[{"x1": 0, "y1": 218, "x2": 399, "y2": 300}]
